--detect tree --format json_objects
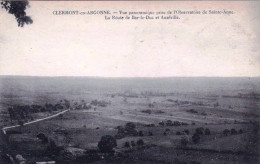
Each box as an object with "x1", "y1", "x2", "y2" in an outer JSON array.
[
  {"x1": 1, "y1": 1, "x2": 33, "y2": 27},
  {"x1": 137, "y1": 139, "x2": 144, "y2": 146},
  {"x1": 98, "y1": 135, "x2": 117, "y2": 153},
  {"x1": 125, "y1": 122, "x2": 138, "y2": 136},
  {"x1": 230, "y1": 129, "x2": 237, "y2": 135},
  {"x1": 166, "y1": 120, "x2": 173, "y2": 126},
  {"x1": 36, "y1": 133, "x2": 48, "y2": 144},
  {"x1": 176, "y1": 131, "x2": 181, "y2": 135},
  {"x1": 159, "y1": 121, "x2": 165, "y2": 126},
  {"x1": 223, "y1": 129, "x2": 230, "y2": 136},
  {"x1": 124, "y1": 141, "x2": 130, "y2": 148},
  {"x1": 204, "y1": 128, "x2": 211, "y2": 135},
  {"x1": 195, "y1": 128, "x2": 204, "y2": 135},
  {"x1": 183, "y1": 129, "x2": 190, "y2": 135},
  {"x1": 181, "y1": 137, "x2": 188, "y2": 146},
  {"x1": 192, "y1": 133, "x2": 200, "y2": 144},
  {"x1": 131, "y1": 141, "x2": 136, "y2": 147}
]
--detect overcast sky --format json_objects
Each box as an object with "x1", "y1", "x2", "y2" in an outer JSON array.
[{"x1": 0, "y1": 1, "x2": 259, "y2": 77}]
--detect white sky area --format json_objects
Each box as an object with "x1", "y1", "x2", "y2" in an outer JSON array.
[{"x1": 0, "y1": 1, "x2": 259, "y2": 77}]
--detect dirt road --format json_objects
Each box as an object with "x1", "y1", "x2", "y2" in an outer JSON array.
[{"x1": 2, "y1": 109, "x2": 70, "y2": 134}]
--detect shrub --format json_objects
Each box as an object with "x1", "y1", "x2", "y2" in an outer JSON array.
[
  {"x1": 98, "y1": 135, "x2": 117, "y2": 153},
  {"x1": 131, "y1": 141, "x2": 136, "y2": 147},
  {"x1": 173, "y1": 121, "x2": 181, "y2": 126},
  {"x1": 141, "y1": 109, "x2": 152, "y2": 114},
  {"x1": 166, "y1": 120, "x2": 173, "y2": 126},
  {"x1": 145, "y1": 124, "x2": 155, "y2": 127},
  {"x1": 138, "y1": 131, "x2": 144, "y2": 136},
  {"x1": 230, "y1": 129, "x2": 237, "y2": 135},
  {"x1": 165, "y1": 128, "x2": 170, "y2": 132},
  {"x1": 159, "y1": 121, "x2": 165, "y2": 126},
  {"x1": 223, "y1": 129, "x2": 230, "y2": 136},
  {"x1": 148, "y1": 131, "x2": 153, "y2": 136},
  {"x1": 124, "y1": 141, "x2": 130, "y2": 148},
  {"x1": 176, "y1": 131, "x2": 181, "y2": 135},
  {"x1": 163, "y1": 132, "x2": 167, "y2": 136},
  {"x1": 195, "y1": 128, "x2": 203, "y2": 135},
  {"x1": 125, "y1": 122, "x2": 138, "y2": 136},
  {"x1": 238, "y1": 129, "x2": 243, "y2": 134},
  {"x1": 137, "y1": 139, "x2": 144, "y2": 146},
  {"x1": 187, "y1": 109, "x2": 198, "y2": 114},
  {"x1": 181, "y1": 137, "x2": 188, "y2": 146},
  {"x1": 192, "y1": 122, "x2": 196, "y2": 125},
  {"x1": 36, "y1": 133, "x2": 48, "y2": 144},
  {"x1": 125, "y1": 122, "x2": 136, "y2": 129},
  {"x1": 204, "y1": 128, "x2": 211, "y2": 135},
  {"x1": 192, "y1": 133, "x2": 200, "y2": 144},
  {"x1": 183, "y1": 129, "x2": 189, "y2": 135}
]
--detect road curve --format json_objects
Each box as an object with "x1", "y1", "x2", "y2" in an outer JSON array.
[{"x1": 2, "y1": 109, "x2": 70, "y2": 134}]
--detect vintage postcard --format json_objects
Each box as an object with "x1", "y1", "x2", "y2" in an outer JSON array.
[{"x1": 0, "y1": 1, "x2": 259, "y2": 163}]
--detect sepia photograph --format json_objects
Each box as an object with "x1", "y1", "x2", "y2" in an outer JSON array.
[{"x1": 0, "y1": 1, "x2": 259, "y2": 163}]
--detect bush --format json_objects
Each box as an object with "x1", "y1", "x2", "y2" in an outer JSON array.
[
  {"x1": 195, "y1": 128, "x2": 203, "y2": 135},
  {"x1": 230, "y1": 129, "x2": 237, "y2": 135},
  {"x1": 192, "y1": 133, "x2": 200, "y2": 144},
  {"x1": 238, "y1": 129, "x2": 243, "y2": 134},
  {"x1": 141, "y1": 109, "x2": 152, "y2": 114},
  {"x1": 125, "y1": 122, "x2": 136, "y2": 129},
  {"x1": 131, "y1": 141, "x2": 136, "y2": 147},
  {"x1": 98, "y1": 135, "x2": 117, "y2": 153},
  {"x1": 145, "y1": 124, "x2": 155, "y2": 127},
  {"x1": 183, "y1": 129, "x2": 189, "y2": 135},
  {"x1": 181, "y1": 137, "x2": 188, "y2": 146},
  {"x1": 165, "y1": 128, "x2": 170, "y2": 132},
  {"x1": 163, "y1": 132, "x2": 167, "y2": 136},
  {"x1": 176, "y1": 131, "x2": 181, "y2": 135},
  {"x1": 166, "y1": 120, "x2": 173, "y2": 126},
  {"x1": 204, "y1": 128, "x2": 210, "y2": 135},
  {"x1": 159, "y1": 121, "x2": 165, "y2": 126},
  {"x1": 187, "y1": 109, "x2": 198, "y2": 114},
  {"x1": 192, "y1": 122, "x2": 196, "y2": 125},
  {"x1": 223, "y1": 129, "x2": 230, "y2": 136},
  {"x1": 148, "y1": 131, "x2": 153, "y2": 136},
  {"x1": 36, "y1": 133, "x2": 48, "y2": 144},
  {"x1": 173, "y1": 121, "x2": 181, "y2": 126},
  {"x1": 125, "y1": 122, "x2": 138, "y2": 136},
  {"x1": 138, "y1": 131, "x2": 144, "y2": 136},
  {"x1": 137, "y1": 139, "x2": 144, "y2": 146},
  {"x1": 124, "y1": 141, "x2": 130, "y2": 148}
]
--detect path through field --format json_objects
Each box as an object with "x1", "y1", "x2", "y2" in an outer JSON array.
[{"x1": 2, "y1": 109, "x2": 70, "y2": 134}]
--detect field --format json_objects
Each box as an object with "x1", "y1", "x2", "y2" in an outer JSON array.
[{"x1": 0, "y1": 76, "x2": 259, "y2": 163}]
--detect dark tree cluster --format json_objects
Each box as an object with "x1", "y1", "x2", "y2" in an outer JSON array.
[
  {"x1": 223, "y1": 128, "x2": 243, "y2": 136},
  {"x1": 98, "y1": 135, "x2": 117, "y2": 154},
  {"x1": 90, "y1": 100, "x2": 109, "y2": 107},
  {"x1": 7, "y1": 100, "x2": 70, "y2": 123},
  {"x1": 159, "y1": 120, "x2": 188, "y2": 127},
  {"x1": 1, "y1": 0, "x2": 33, "y2": 27},
  {"x1": 115, "y1": 122, "x2": 138, "y2": 139}
]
